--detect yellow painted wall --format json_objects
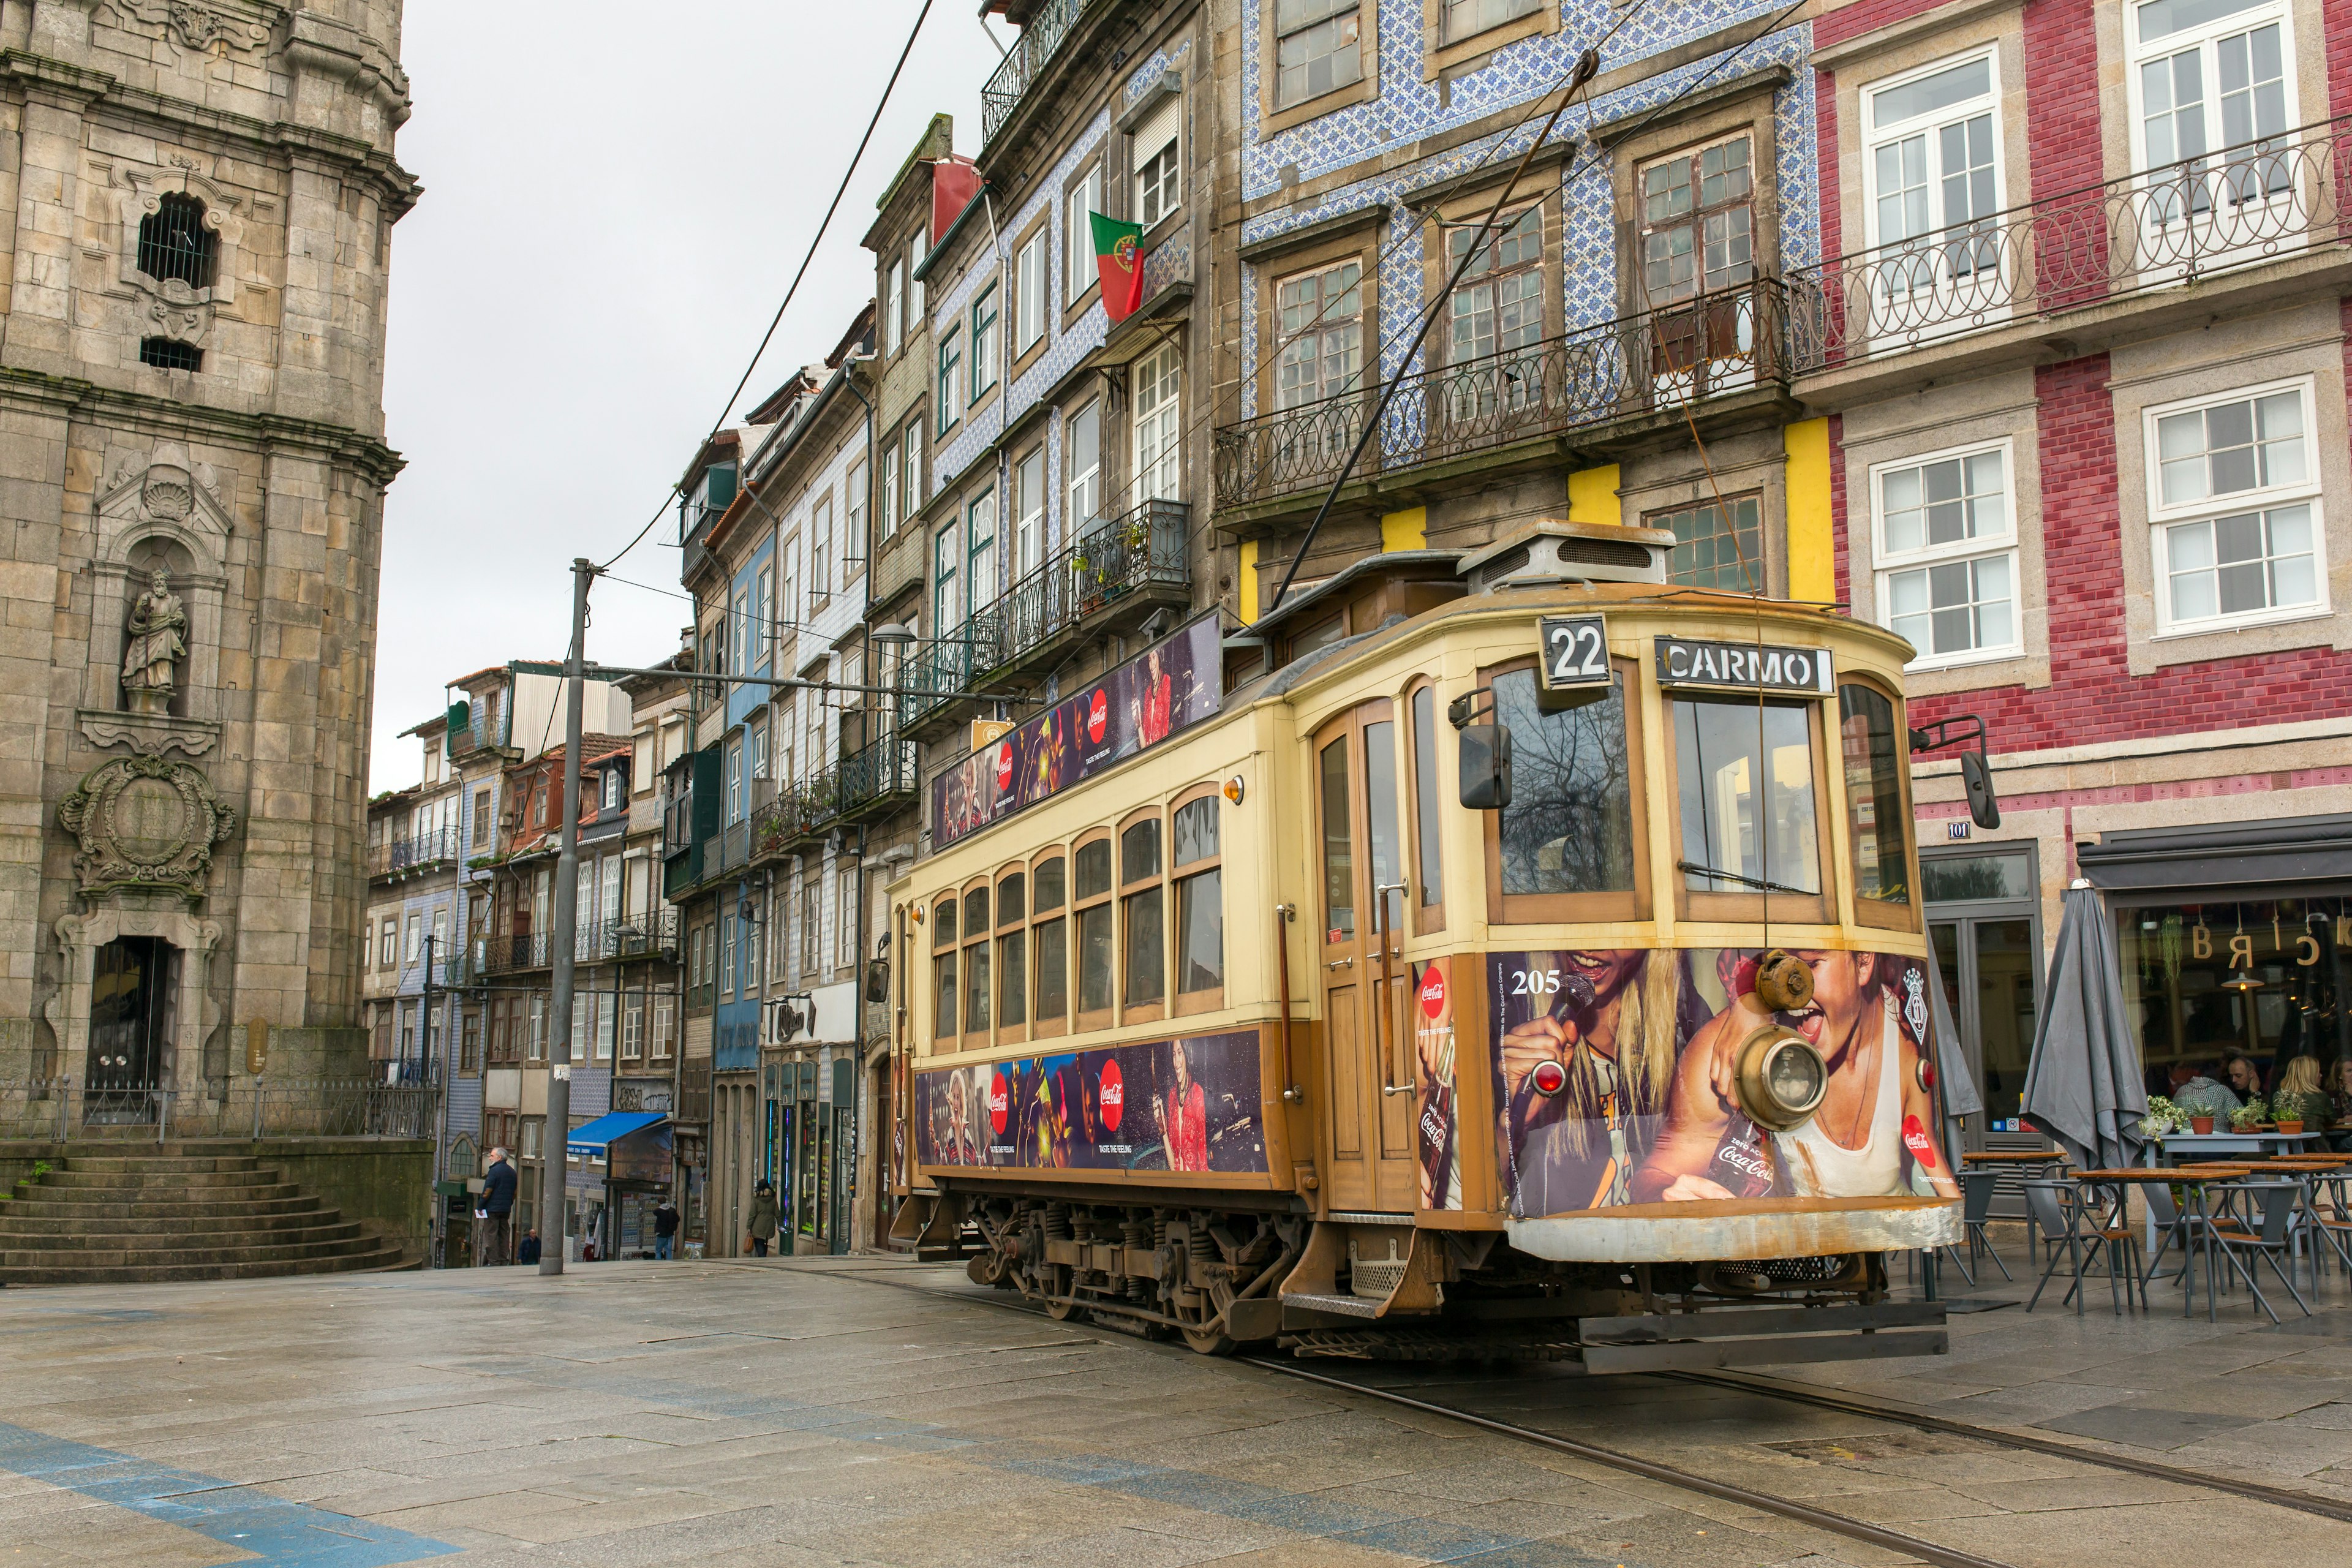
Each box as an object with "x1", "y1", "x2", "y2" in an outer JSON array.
[
  {"x1": 1238, "y1": 539, "x2": 1259, "y2": 624},
  {"x1": 1784, "y1": 418, "x2": 1835, "y2": 603},
  {"x1": 1379, "y1": 505, "x2": 1427, "y2": 552},
  {"x1": 1566, "y1": 465, "x2": 1621, "y2": 527}
]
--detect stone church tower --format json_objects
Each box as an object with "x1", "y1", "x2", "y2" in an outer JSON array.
[{"x1": 0, "y1": 1, "x2": 413, "y2": 1098}]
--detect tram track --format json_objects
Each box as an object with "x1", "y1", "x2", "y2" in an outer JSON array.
[{"x1": 812, "y1": 1262, "x2": 2352, "y2": 1561}]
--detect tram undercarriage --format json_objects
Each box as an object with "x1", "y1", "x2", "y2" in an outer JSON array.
[{"x1": 895, "y1": 1187, "x2": 1950, "y2": 1369}]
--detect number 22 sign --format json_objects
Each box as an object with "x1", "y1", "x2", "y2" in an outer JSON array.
[{"x1": 1537, "y1": 614, "x2": 1609, "y2": 693}]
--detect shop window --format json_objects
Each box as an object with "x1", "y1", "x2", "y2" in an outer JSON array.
[
  {"x1": 1120, "y1": 813, "x2": 1166, "y2": 1019},
  {"x1": 1172, "y1": 793, "x2": 1223, "y2": 1011},
  {"x1": 1032, "y1": 853, "x2": 1069, "y2": 1035},
  {"x1": 1074, "y1": 835, "x2": 1114, "y2": 1028},
  {"x1": 962, "y1": 884, "x2": 992, "y2": 1045},
  {"x1": 932, "y1": 896, "x2": 957, "y2": 1044},
  {"x1": 1672, "y1": 696, "x2": 1829, "y2": 923},
  {"x1": 1838, "y1": 680, "x2": 1915, "y2": 927},
  {"x1": 1873, "y1": 444, "x2": 2016, "y2": 663},
  {"x1": 997, "y1": 870, "x2": 1028, "y2": 1039}
]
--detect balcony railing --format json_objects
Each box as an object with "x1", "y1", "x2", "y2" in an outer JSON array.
[
  {"x1": 1215, "y1": 281, "x2": 1787, "y2": 511},
  {"x1": 483, "y1": 931, "x2": 549, "y2": 973},
  {"x1": 900, "y1": 497, "x2": 1190, "y2": 728},
  {"x1": 608, "y1": 908, "x2": 680, "y2": 959},
  {"x1": 750, "y1": 735, "x2": 921, "y2": 860},
  {"x1": 980, "y1": 0, "x2": 1090, "y2": 145},
  {"x1": 371, "y1": 826, "x2": 462, "y2": 878},
  {"x1": 1789, "y1": 116, "x2": 2352, "y2": 374}
]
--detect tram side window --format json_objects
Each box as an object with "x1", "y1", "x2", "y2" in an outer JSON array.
[
  {"x1": 1320, "y1": 737, "x2": 1354, "y2": 940},
  {"x1": 1675, "y1": 698, "x2": 1822, "y2": 897},
  {"x1": 962, "y1": 885, "x2": 992, "y2": 1041},
  {"x1": 1122, "y1": 814, "x2": 1166, "y2": 1012},
  {"x1": 1033, "y1": 854, "x2": 1069, "y2": 1030},
  {"x1": 1075, "y1": 836, "x2": 1114, "y2": 1022},
  {"x1": 932, "y1": 897, "x2": 957, "y2": 1043},
  {"x1": 998, "y1": 871, "x2": 1027, "y2": 1033},
  {"x1": 1173, "y1": 794, "x2": 1223, "y2": 1004},
  {"x1": 1838, "y1": 682, "x2": 1913, "y2": 916},
  {"x1": 1490, "y1": 668, "x2": 1639, "y2": 913},
  {"x1": 1410, "y1": 685, "x2": 1445, "y2": 931}
]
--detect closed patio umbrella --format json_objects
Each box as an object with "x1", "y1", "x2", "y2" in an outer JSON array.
[
  {"x1": 1921, "y1": 923, "x2": 1982, "y2": 1159},
  {"x1": 2021, "y1": 881, "x2": 2148, "y2": 1171}
]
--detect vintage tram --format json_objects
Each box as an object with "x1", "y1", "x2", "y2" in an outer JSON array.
[{"x1": 887, "y1": 520, "x2": 1985, "y2": 1367}]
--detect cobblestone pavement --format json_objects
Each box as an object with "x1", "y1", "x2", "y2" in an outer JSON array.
[{"x1": 0, "y1": 1243, "x2": 2348, "y2": 1567}]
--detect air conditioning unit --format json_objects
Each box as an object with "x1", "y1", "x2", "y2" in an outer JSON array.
[{"x1": 1457, "y1": 521, "x2": 1672, "y2": 592}]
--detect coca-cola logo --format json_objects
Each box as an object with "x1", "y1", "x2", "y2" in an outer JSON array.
[
  {"x1": 995, "y1": 742, "x2": 1014, "y2": 791},
  {"x1": 1099, "y1": 1060, "x2": 1124, "y2": 1131},
  {"x1": 1418, "y1": 965, "x2": 1446, "y2": 1019},
  {"x1": 1901, "y1": 1114, "x2": 1937, "y2": 1169},
  {"x1": 1716, "y1": 1142, "x2": 1772, "y2": 1180},
  {"x1": 988, "y1": 1071, "x2": 1010, "y2": 1135},
  {"x1": 1087, "y1": 688, "x2": 1108, "y2": 744}
]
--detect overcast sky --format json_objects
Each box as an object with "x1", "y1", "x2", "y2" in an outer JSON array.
[{"x1": 370, "y1": 3, "x2": 993, "y2": 792}]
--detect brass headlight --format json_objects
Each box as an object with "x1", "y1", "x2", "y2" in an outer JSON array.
[{"x1": 1735, "y1": 1026, "x2": 1828, "y2": 1132}]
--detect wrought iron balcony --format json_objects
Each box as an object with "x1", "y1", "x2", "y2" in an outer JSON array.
[
  {"x1": 1789, "y1": 116, "x2": 2352, "y2": 374},
  {"x1": 750, "y1": 735, "x2": 921, "y2": 861},
  {"x1": 483, "y1": 931, "x2": 551, "y2": 973},
  {"x1": 900, "y1": 497, "x2": 1190, "y2": 729},
  {"x1": 980, "y1": 0, "x2": 1091, "y2": 145},
  {"x1": 1214, "y1": 281, "x2": 1787, "y2": 512},
  {"x1": 370, "y1": 826, "x2": 462, "y2": 880},
  {"x1": 606, "y1": 908, "x2": 680, "y2": 959}
]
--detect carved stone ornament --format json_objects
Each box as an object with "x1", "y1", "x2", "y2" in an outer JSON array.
[
  {"x1": 105, "y1": 1, "x2": 273, "y2": 54},
  {"x1": 57, "y1": 753, "x2": 239, "y2": 901}
]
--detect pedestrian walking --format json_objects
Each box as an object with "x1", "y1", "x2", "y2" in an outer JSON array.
[
  {"x1": 654, "y1": 1198, "x2": 679, "y2": 1260},
  {"x1": 517, "y1": 1229, "x2": 541, "y2": 1265},
  {"x1": 747, "y1": 1179, "x2": 778, "y2": 1257},
  {"x1": 478, "y1": 1147, "x2": 516, "y2": 1266}
]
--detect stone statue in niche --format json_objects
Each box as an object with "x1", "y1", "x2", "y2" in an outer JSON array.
[{"x1": 121, "y1": 570, "x2": 188, "y2": 714}]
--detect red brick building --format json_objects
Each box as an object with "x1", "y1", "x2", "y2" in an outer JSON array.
[{"x1": 1804, "y1": 0, "x2": 2352, "y2": 1133}]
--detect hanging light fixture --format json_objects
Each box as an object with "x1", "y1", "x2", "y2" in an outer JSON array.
[{"x1": 2222, "y1": 967, "x2": 2264, "y2": 993}]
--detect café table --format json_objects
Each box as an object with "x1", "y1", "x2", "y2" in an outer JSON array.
[
  {"x1": 2092, "y1": 1165, "x2": 2269, "y2": 1321},
  {"x1": 2153, "y1": 1130, "x2": 2328, "y2": 1161}
]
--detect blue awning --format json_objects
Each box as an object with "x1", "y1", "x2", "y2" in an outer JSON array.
[{"x1": 567, "y1": 1111, "x2": 667, "y2": 1158}]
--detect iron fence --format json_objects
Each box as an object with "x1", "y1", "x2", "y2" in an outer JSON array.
[
  {"x1": 1789, "y1": 116, "x2": 2352, "y2": 372},
  {"x1": 483, "y1": 931, "x2": 551, "y2": 972},
  {"x1": 1214, "y1": 281, "x2": 1786, "y2": 509},
  {"x1": 0, "y1": 1077, "x2": 436, "y2": 1144},
  {"x1": 980, "y1": 0, "x2": 1091, "y2": 145},
  {"x1": 749, "y1": 735, "x2": 922, "y2": 860},
  {"x1": 371, "y1": 825, "x2": 462, "y2": 878}
]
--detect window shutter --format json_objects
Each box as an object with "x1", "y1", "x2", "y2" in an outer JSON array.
[
  {"x1": 1131, "y1": 94, "x2": 1180, "y2": 170},
  {"x1": 445, "y1": 700, "x2": 470, "y2": 755},
  {"x1": 707, "y1": 463, "x2": 737, "y2": 509}
]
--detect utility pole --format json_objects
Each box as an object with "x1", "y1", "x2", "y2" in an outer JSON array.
[
  {"x1": 541, "y1": 557, "x2": 594, "y2": 1276},
  {"x1": 418, "y1": 929, "x2": 439, "y2": 1265}
]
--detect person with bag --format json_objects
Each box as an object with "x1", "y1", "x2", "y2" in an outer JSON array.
[
  {"x1": 477, "y1": 1147, "x2": 517, "y2": 1265},
  {"x1": 746, "y1": 1179, "x2": 779, "y2": 1257}
]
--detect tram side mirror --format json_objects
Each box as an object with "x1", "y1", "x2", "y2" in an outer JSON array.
[
  {"x1": 1459, "y1": 723, "x2": 1512, "y2": 811},
  {"x1": 1961, "y1": 752, "x2": 2002, "y2": 831}
]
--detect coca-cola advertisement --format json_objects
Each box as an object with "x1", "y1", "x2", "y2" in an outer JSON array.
[
  {"x1": 913, "y1": 1028, "x2": 1265, "y2": 1174},
  {"x1": 1488, "y1": 948, "x2": 1956, "y2": 1218},
  {"x1": 930, "y1": 613, "x2": 1223, "y2": 850},
  {"x1": 1412, "y1": 957, "x2": 1461, "y2": 1211}
]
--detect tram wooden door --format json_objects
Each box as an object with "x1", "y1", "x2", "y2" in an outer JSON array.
[{"x1": 1311, "y1": 703, "x2": 1416, "y2": 1213}]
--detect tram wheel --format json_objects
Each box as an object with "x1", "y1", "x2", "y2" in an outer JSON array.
[
  {"x1": 1044, "y1": 1296, "x2": 1087, "y2": 1322},
  {"x1": 1179, "y1": 1322, "x2": 1235, "y2": 1356}
]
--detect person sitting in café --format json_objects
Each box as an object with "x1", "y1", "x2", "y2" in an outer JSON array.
[
  {"x1": 2332, "y1": 1058, "x2": 2352, "y2": 1152},
  {"x1": 2170, "y1": 1059, "x2": 2241, "y2": 1120},
  {"x1": 2222, "y1": 1051, "x2": 2265, "y2": 1100}
]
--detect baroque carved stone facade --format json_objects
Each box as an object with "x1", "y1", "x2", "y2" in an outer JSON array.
[{"x1": 0, "y1": 0, "x2": 413, "y2": 1094}]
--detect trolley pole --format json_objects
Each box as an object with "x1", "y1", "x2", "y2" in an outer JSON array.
[{"x1": 540, "y1": 556, "x2": 594, "y2": 1276}]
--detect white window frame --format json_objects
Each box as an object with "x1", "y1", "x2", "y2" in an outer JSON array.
[
  {"x1": 2125, "y1": 0, "x2": 2298, "y2": 181},
  {"x1": 967, "y1": 488, "x2": 998, "y2": 614},
  {"x1": 885, "y1": 257, "x2": 905, "y2": 356},
  {"x1": 2142, "y1": 374, "x2": 2328, "y2": 637},
  {"x1": 1016, "y1": 228, "x2": 1048, "y2": 355},
  {"x1": 935, "y1": 518, "x2": 962, "y2": 631},
  {"x1": 1859, "y1": 48, "x2": 2006, "y2": 326},
  {"x1": 811, "y1": 496, "x2": 834, "y2": 612},
  {"x1": 1015, "y1": 447, "x2": 1046, "y2": 579},
  {"x1": 1133, "y1": 344, "x2": 1182, "y2": 504},
  {"x1": 838, "y1": 869, "x2": 860, "y2": 971},
  {"x1": 1133, "y1": 97, "x2": 1182, "y2": 230},
  {"x1": 753, "y1": 565, "x2": 773, "y2": 668},
  {"x1": 880, "y1": 442, "x2": 901, "y2": 540},
  {"x1": 1869, "y1": 437, "x2": 2022, "y2": 670},
  {"x1": 1065, "y1": 164, "x2": 1105, "y2": 303},
  {"x1": 1068, "y1": 399, "x2": 1102, "y2": 529}
]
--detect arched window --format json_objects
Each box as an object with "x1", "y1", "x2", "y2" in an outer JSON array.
[{"x1": 137, "y1": 194, "x2": 216, "y2": 289}]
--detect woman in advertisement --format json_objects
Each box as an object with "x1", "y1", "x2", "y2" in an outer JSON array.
[{"x1": 1491, "y1": 950, "x2": 1695, "y2": 1215}]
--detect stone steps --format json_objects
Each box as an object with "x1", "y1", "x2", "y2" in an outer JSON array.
[{"x1": 0, "y1": 1147, "x2": 406, "y2": 1286}]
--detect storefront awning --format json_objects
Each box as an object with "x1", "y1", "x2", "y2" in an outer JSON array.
[
  {"x1": 567, "y1": 1111, "x2": 668, "y2": 1158},
  {"x1": 2077, "y1": 812, "x2": 2352, "y2": 898}
]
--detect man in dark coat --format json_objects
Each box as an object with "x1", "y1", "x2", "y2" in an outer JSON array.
[
  {"x1": 479, "y1": 1147, "x2": 518, "y2": 1265},
  {"x1": 653, "y1": 1198, "x2": 680, "y2": 1260}
]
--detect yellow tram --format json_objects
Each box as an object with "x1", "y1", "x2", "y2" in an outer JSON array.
[{"x1": 888, "y1": 522, "x2": 1980, "y2": 1366}]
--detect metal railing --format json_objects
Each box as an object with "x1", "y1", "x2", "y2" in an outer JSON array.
[
  {"x1": 900, "y1": 498, "x2": 1190, "y2": 727},
  {"x1": 0, "y1": 1077, "x2": 436, "y2": 1143},
  {"x1": 483, "y1": 931, "x2": 548, "y2": 972},
  {"x1": 1789, "y1": 116, "x2": 2352, "y2": 373},
  {"x1": 980, "y1": 0, "x2": 1091, "y2": 145},
  {"x1": 370, "y1": 825, "x2": 462, "y2": 878},
  {"x1": 749, "y1": 734, "x2": 921, "y2": 859},
  {"x1": 607, "y1": 908, "x2": 680, "y2": 958},
  {"x1": 1214, "y1": 281, "x2": 1787, "y2": 509}
]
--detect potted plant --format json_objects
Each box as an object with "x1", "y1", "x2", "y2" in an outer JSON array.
[
  {"x1": 2274, "y1": 1090, "x2": 2326, "y2": 1136},
  {"x1": 2189, "y1": 1108, "x2": 2217, "y2": 1134},
  {"x1": 2229, "y1": 1097, "x2": 2267, "y2": 1134},
  {"x1": 2139, "y1": 1097, "x2": 2188, "y2": 1140}
]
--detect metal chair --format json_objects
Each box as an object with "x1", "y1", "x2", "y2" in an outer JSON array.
[
  {"x1": 2203, "y1": 1180, "x2": 2311, "y2": 1324},
  {"x1": 1954, "y1": 1168, "x2": 2010, "y2": 1284},
  {"x1": 2023, "y1": 1178, "x2": 2140, "y2": 1314}
]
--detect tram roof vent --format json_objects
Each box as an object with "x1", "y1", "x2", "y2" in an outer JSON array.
[{"x1": 1458, "y1": 521, "x2": 1672, "y2": 592}]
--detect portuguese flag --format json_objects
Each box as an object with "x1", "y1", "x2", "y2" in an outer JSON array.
[{"x1": 1090, "y1": 212, "x2": 1145, "y2": 324}]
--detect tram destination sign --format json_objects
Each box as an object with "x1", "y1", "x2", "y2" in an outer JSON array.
[
  {"x1": 1654, "y1": 635, "x2": 1834, "y2": 696},
  {"x1": 931, "y1": 612, "x2": 1223, "y2": 850}
]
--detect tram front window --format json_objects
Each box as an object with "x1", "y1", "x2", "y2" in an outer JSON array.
[
  {"x1": 1492, "y1": 668, "x2": 1635, "y2": 895},
  {"x1": 1675, "y1": 699, "x2": 1820, "y2": 895},
  {"x1": 1838, "y1": 682, "x2": 1910, "y2": 907}
]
